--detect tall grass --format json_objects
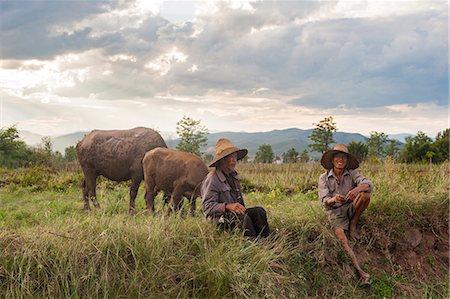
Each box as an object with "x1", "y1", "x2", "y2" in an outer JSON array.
[
  {"x1": 0, "y1": 161, "x2": 448, "y2": 298},
  {"x1": 1, "y1": 213, "x2": 302, "y2": 298},
  {"x1": 238, "y1": 162, "x2": 322, "y2": 193}
]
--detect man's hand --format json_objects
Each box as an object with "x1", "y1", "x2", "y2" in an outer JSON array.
[
  {"x1": 327, "y1": 194, "x2": 346, "y2": 206},
  {"x1": 225, "y1": 202, "x2": 246, "y2": 215},
  {"x1": 345, "y1": 187, "x2": 361, "y2": 202},
  {"x1": 335, "y1": 194, "x2": 346, "y2": 203}
]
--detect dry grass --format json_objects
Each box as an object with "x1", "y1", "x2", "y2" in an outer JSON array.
[{"x1": 0, "y1": 161, "x2": 448, "y2": 298}]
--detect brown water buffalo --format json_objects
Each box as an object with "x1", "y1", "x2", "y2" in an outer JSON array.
[
  {"x1": 143, "y1": 148, "x2": 209, "y2": 214},
  {"x1": 76, "y1": 127, "x2": 167, "y2": 212}
]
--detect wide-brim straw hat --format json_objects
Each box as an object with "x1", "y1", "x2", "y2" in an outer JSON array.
[
  {"x1": 209, "y1": 138, "x2": 248, "y2": 167},
  {"x1": 320, "y1": 144, "x2": 359, "y2": 170}
]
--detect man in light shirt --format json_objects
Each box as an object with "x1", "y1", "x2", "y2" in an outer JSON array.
[{"x1": 318, "y1": 144, "x2": 372, "y2": 286}]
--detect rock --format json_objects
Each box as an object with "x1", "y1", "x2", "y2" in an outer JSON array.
[
  {"x1": 377, "y1": 231, "x2": 391, "y2": 248},
  {"x1": 404, "y1": 229, "x2": 422, "y2": 248},
  {"x1": 422, "y1": 232, "x2": 436, "y2": 249}
]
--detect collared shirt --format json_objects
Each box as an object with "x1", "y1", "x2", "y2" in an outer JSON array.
[
  {"x1": 318, "y1": 168, "x2": 372, "y2": 210},
  {"x1": 201, "y1": 169, "x2": 245, "y2": 219}
]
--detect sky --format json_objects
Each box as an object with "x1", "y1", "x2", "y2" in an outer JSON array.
[{"x1": 0, "y1": 0, "x2": 448, "y2": 139}]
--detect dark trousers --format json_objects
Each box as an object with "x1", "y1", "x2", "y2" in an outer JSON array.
[{"x1": 220, "y1": 207, "x2": 270, "y2": 238}]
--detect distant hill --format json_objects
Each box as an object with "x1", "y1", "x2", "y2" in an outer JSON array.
[
  {"x1": 20, "y1": 128, "x2": 371, "y2": 157},
  {"x1": 388, "y1": 133, "x2": 414, "y2": 143},
  {"x1": 169, "y1": 128, "x2": 368, "y2": 157},
  {"x1": 19, "y1": 130, "x2": 44, "y2": 147},
  {"x1": 53, "y1": 132, "x2": 89, "y2": 153},
  {"x1": 20, "y1": 130, "x2": 177, "y2": 154},
  {"x1": 19, "y1": 130, "x2": 89, "y2": 153}
]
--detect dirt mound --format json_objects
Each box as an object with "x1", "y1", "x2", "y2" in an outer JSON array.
[{"x1": 363, "y1": 227, "x2": 448, "y2": 283}]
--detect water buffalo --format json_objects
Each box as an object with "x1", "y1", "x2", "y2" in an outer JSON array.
[
  {"x1": 143, "y1": 148, "x2": 209, "y2": 214},
  {"x1": 76, "y1": 127, "x2": 167, "y2": 212}
]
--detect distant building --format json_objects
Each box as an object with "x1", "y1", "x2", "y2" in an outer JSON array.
[{"x1": 273, "y1": 157, "x2": 282, "y2": 164}]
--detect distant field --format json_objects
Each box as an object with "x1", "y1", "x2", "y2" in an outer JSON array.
[{"x1": 0, "y1": 161, "x2": 448, "y2": 298}]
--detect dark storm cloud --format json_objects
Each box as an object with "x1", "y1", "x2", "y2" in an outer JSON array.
[
  {"x1": 286, "y1": 13, "x2": 448, "y2": 108},
  {"x1": 0, "y1": 0, "x2": 115, "y2": 59},
  {"x1": 179, "y1": 4, "x2": 447, "y2": 108}
]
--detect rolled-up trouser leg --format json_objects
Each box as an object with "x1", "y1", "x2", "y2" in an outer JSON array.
[
  {"x1": 243, "y1": 207, "x2": 270, "y2": 238},
  {"x1": 242, "y1": 213, "x2": 257, "y2": 237}
]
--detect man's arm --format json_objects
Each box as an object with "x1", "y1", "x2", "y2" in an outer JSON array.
[
  {"x1": 351, "y1": 170, "x2": 372, "y2": 191},
  {"x1": 318, "y1": 173, "x2": 337, "y2": 207},
  {"x1": 201, "y1": 174, "x2": 226, "y2": 217},
  {"x1": 345, "y1": 170, "x2": 372, "y2": 201}
]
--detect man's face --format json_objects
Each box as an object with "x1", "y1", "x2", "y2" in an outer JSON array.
[
  {"x1": 221, "y1": 152, "x2": 238, "y2": 173},
  {"x1": 332, "y1": 152, "x2": 348, "y2": 170}
]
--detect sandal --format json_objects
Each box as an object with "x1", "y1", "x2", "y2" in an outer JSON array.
[{"x1": 358, "y1": 276, "x2": 372, "y2": 287}]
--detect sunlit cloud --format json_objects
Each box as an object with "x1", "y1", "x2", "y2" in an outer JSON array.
[
  {"x1": 0, "y1": 0, "x2": 447, "y2": 138},
  {"x1": 188, "y1": 64, "x2": 198, "y2": 73},
  {"x1": 109, "y1": 54, "x2": 137, "y2": 62},
  {"x1": 144, "y1": 47, "x2": 188, "y2": 75}
]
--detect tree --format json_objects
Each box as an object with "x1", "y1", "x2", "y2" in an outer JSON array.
[
  {"x1": 202, "y1": 152, "x2": 214, "y2": 164},
  {"x1": 0, "y1": 125, "x2": 22, "y2": 156},
  {"x1": 254, "y1": 144, "x2": 274, "y2": 163},
  {"x1": 64, "y1": 146, "x2": 77, "y2": 162},
  {"x1": 40, "y1": 136, "x2": 53, "y2": 155},
  {"x1": 34, "y1": 136, "x2": 54, "y2": 165},
  {"x1": 299, "y1": 149, "x2": 310, "y2": 162},
  {"x1": 425, "y1": 151, "x2": 435, "y2": 165},
  {"x1": 385, "y1": 139, "x2": 400, "y2": 160},
  {"x1": 308, "y1": 116, "x2": 337, "y2": 153},
  {"x1": 0, "y1": 125, "x2": 31, "y2": 167},
  {"x1": 400, "y1": 131, "x2": 433, "y2": 163},
  {"x1": 282, "y1": 148, "x2": 299, "y2": 163},
  {"x1": 366, "y1": 131, "x2": 388, "y2": 158},
  {"x1": 176, "y1": 116, "x2": 208, "y2": 157},
  {"x1": 432, "y1": 128, "x2": 449, "y2": 163},
  {"x1": 347, "y1": 140, "x2": 368, "y2": 162}
]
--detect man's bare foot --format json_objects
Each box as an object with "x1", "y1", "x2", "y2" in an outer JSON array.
[
  {"x1": 358, "y1": 272, "x2": 372, "y2": 287},
  {"x1": 350, "y1": 226, "x2": 361, "y2": 240}
]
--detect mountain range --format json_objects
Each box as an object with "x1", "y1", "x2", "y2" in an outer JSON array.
[
  {"x1": 167, "y1": 129, "x2": 368, "y2": 157},
  {"x1": 19, "y1": 128, "x2": 410, "y2": 157}
]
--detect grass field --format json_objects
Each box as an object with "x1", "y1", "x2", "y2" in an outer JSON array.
[{"x1": 0, "y1": 161, "x2": 448, "y2": 298}]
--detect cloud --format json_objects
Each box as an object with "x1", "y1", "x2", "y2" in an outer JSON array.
[
  {"x1": 1, "y1": 0, "x2": 448, "y2": 137},
  {"x1": 0, "y1": 1, "x2": 116, "y2": 59},
  {"x1": 286, "y1": 12, "x2": 448, "y2": 108}
]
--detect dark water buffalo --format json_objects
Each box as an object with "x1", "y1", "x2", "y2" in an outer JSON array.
[
  {"x1": 76, "y1": 127, "x2": 167, "y2": 212},
  {"x1": 143, "y1": 148, "x2": 209, "y2": 214}
]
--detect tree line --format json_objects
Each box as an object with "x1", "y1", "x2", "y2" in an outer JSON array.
[
  {"x1": 307, "y1": 116, "x2": 449, "y2": 164},
  {"x1": 1, "y1": 115, "x2": 448, "y2": 168},
  {"x1": 0, "y1": 126, "x2": 78, "y2": 168},
  {"x1": 230, "y1": 116, "x2": 448, "y2": 164}
]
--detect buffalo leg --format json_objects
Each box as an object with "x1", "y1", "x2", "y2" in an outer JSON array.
[
  {"x1": 129, "y1": 177, "x2": 141, "y2": 214},
  {"x1": 168, "y1": 188, "x2": 184, "y2": 213},
  {"x1": 85, "y1": 172, "x2": 98, "y2": 209},
  {"x1": 144, "y1": 179, "x2": 156, "y2": 214},
  {"x1": 82, "y1": 180, "x2": 89, "y2": 210},
  {"x1": 177, "y1": 196, "x2": 185, "y2": 211},
  {"x1": 163, "y1": 192, "x2": 171, "y2": 207},
  {"x1": 189, "y1": 196, "x2": 197, "y2": 216}
]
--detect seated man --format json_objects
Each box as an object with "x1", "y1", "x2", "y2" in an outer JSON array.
[
  {"x1": 201, "y1": 138, "x2": 270, "y2": 238},
  {"x1": 318, "y1": 144, "x2": 372, "y2": 285}
]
